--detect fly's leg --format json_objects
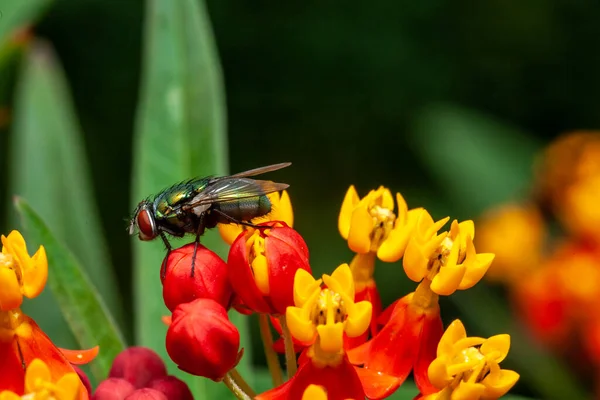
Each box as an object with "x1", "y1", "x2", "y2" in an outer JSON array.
[
  {"x1": 212, "y1": 208, "x2": 269, "y2": 230},
  {"x1": 190, "y1": 214, "x2": 206, "y2": 278},
  {"x1": 160, "y1": 232, "x2": 173, "y2": 280}
]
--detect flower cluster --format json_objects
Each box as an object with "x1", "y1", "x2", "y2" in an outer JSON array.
[
  {"x1": 0, "y1": 231, "x2": 97, "y2": 399},
  {"x1": 477, "y1": 131, "x2": 600, "y2": 394},
  {"x1": 156, "y1": 187, "x2": 518, "y2": 400}
]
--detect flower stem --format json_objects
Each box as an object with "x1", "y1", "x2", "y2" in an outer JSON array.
[
  {"x1": 223, "y1": 371, "x2": 254, "y2": 400},
  {"x1": 278, "y1": 315, "x2": 297, "y2": 378},
  {"x1": 230, "y1": 368, "x2": 256, "y2": 397},
  {"x1": 259, "y1": 313, "x2": 284, "y2": 386}
]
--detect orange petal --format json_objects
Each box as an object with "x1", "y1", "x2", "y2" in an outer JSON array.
[
  {"x1": 339, "y1": 186, "x2": 360, "y2": 240},
  {"x1": 355, "y1": 366, "x2": 401, "y2": 400},
  {"x1": 0, "y1": 267, "x2": 23, "y2": 311},
  {"x1": 59, "y1": 346, "x2": 99, "y2": 365},
  {"x1": 218, "y1": 223, "x2": 244, "y2": 246},
  {"x1": 0, "y1": 340, "x2": 26, "y2": 395},
  {"x1": 413, "y1": 310, "x2": 443, "y2": 395},
  {"x1": 347, "y1": 207, "x2": 373, "y2": 254}
]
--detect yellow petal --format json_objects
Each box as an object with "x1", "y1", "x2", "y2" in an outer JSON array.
[
  {"x1": 338, "y1": 186, "x2": 360, "y2": 239},
  {"x1": 278, "y1": 190, "x2": 294, "y2": 227},
  {"x1": 293, "y1": 269, "x2": 320, "y2": 307},
  {"x1": 452, "y1": 381, "x2": 485, "y2": 400},
  {"x1": 395, "y1": 193, "x2": 408, "y2": 224},
  {"x1": 218, "y1": 223, "x2": 244, "y2": 246},
  {"x1": 0, "y1": 266, "x2": 23, "y2": 311},
  {"x1": 480, "y1": 334, "x2": 510, "y2": 362},
  {"x1": 0, "y1": 392, "x2": 21, "y2": 400},
  {"x1": 302, "y1": 385, "x2": 328, "y2": 400},
  {"x1": 252, "y1": 254, "x2": 270, "y2": 295},
  {"x1": 21, "y1": 245, "x2": 47, "y2": 300},
  {"x1": 347, "y1": 206, "x2": 373, "y2": 254},
  {"x1": 402, "y1": 238, "x2": 429, "y2": 283},
  {"x1": 431, "y1": 265, "x2": 466, "y2": 296},
  {"x1": 378, "y1": 208, "x2": 424, "y2": 262},
  {"x1": 324, "y1": 264, "x2": 354, "y2": 300},
  {"x1": 458, "y1": 220, "x2": 475, "y2": 241},
  {"x1": 344, "y1": 300, "x2": 372, "y2": 338},
  {"x1": 481, "y1": 368, "x2": 520, "y2": 399},
  {"x1": 438, "y1": 320, "x2": 466, "y2": 357},
  {"x1": 25, "y1": 358, "x2": 52, "y2": 393},
  {"x1": 381, "y1": 188, "x2": 394, "y2": 211},
  {"x1": 458, "y1": 237, "x2": 495, "y2": 290},
  {"x1": 55, "y1": 373, "x2": 81, "y2": 400},
  {"x1": 316, "y1": 323, "x2": 344, "y2": 353},
  {"x1": 286, "y1": 306, "x2": 316, "y2": 343},
  {"x1": 428, "y1": 356, "x2": 451, "y2": 389}
]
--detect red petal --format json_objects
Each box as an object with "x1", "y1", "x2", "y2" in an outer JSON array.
[
  {"x1": 0, "y1": 340, "x2": 25, "y2": 394},
  {"x1": 413, "y1": 310, "x2": 443, "y2": 394},
  {"x1": 377, "y1": 299, "x2": 400, "y2": 327},
  {"x1": 59, "y1": 346, "x2": 99, "y2": 365},
  {"x1": 355, "y1": 366, "x2": 401, "y2": 400}
]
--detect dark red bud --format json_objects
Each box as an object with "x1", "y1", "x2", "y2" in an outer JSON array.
[
  {"x1": 124, "y1": 388, "x2": 168, "y2": 400},
  {"x1": 93, "y1": 378, "x2": 135, "y2": 400},
  {"x1": 162, "y1": 243, "x2": 232, "y2": 311},
  {"x1": 109, "y1": 347, "x2": 167, "y2": 389},
  {"x1": 147, "y1": 375, "x2": 193, "y2": 400},
  {"x1": 166, "y1": 298, "x2": 240, "y2": 381}
]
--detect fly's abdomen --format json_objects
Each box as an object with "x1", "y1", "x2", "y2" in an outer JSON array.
[{"x1": 214, "y1": 195, "x2": 272, "y2": 222}]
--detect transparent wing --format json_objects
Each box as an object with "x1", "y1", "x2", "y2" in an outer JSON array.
[
  {"x1": 227, "y1": 162, "x2": 291, "y2": 179},
  {"x1": 181, "y1": 178, "x2": 289, "y2": 209}
]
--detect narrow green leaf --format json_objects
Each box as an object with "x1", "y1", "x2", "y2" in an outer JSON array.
[
  {"x1": 451, "y1": 286, "x2": 590, "y2": 400},
  {"x1": 8, "y1": 41, "x2": 123, "y2": 347},
  {"x1": 410, "y1": 104, "x2": 541, "y2": 216},
  {"x1": 133, "y1": 0, "x2": 248, "y2": 396},
  {"x1": 15, "y1": 197, "x2": 126, "y2": 381},
  {"x1": 0, "y1": 0, "x2": 52, "y2": 44}
]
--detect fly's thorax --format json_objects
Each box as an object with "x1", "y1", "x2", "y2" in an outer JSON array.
[{"x1": 212, "y1": 195, "x2": 272, "y2": 223}]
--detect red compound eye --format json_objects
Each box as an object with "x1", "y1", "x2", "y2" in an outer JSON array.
[{"x1": 137, "y1": 208, "x2": 157, "y2": 241}]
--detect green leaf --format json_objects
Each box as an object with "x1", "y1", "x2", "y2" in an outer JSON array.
[
  {"x1": 15, "y1": 197, "x2": 126, "y2": 381},
  {"x1": 410, "y1": 104, "x2": 542, "y2": 217},
  {"x1": 8, "y1": 41, "x2": 123, "y2": 350},
  {"x1": 0, "y1": 0, "x2": 52, "y2": 45},
  {"x1": 451, "y1": 286, "x2": 590, "y2": 400},
  {"x1": 133, "y1": 0, "x2": 247, "y2": 396}
]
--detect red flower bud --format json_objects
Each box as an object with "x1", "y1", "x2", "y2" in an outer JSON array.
[
  {"x1": 148, "y1": 376, "x2": 193, "y2": 400},
  {"x1": 228, "y1": 222, "x2": 310, "y2": 315},
  {"x1": 162, "y1": 243, "x2": 232, "y2": 311},
  {"x1": 125, "y1": 389, "x2": 168, "y2": 400},
  {"x1": 166, "y1": 298, "x2": 241, "y2": 381},
  {"x1": 109, "y1": 347, "x2": 167, "y2": 389},
  {"x1": 73, "y1": 365, "x2": 92, "y2": 396},
  {"x1": 93, "y1": 378, "x2": 135, "y2": 400}
]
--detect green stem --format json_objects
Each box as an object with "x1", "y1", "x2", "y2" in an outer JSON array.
[
  {"x1": 278, "y1": 315, "x2": 297, "y2": 378},
  {"x1": 258, "y1": 313, "x2": 284, "y2": 386},
  {"x1": 223, "y1": 371, "x2": 253, "y2": 400},
  {"x1": 230, "y1": 367, "x2": 256, "y2": 397}
]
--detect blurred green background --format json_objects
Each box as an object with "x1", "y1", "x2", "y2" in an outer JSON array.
[{"x1": 2, "y1": 0, "x2": 600, "y2": 399}]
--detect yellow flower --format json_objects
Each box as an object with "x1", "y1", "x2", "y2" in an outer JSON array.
[
  {"x1": 286, "y1": 264, "x2": 372, "y2": 366},
  {"x1": 338, "y1": 185, "x2": 423, "y2": 262},
  {"x1": 403, "y1": 211, "x2": 494, "y2": 296},
  {"x1": 218, "y1": 190, "x2": 294, "y2": 245},
  {"x1": 426, "y1": 320, "x2": 519, "y2": 400},
  {"x1": 0, "y1": 231, "x2": 48, "y2": 311},
  {"x1": 0, "y1": 358, "x2": 80, "y2": 400}
]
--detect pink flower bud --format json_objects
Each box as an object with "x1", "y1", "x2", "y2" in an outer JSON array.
[
  {"x1": 125, "y1": 388, "x2": 168, "y2": 400},
  {"x1": 93, "y1": 378, "x2": 135, "y2": 400},
  {"x1": 148, "y1": 376, "x2": 193, "y2": 400},
  {"x1": 109, "y1": 347, "x2": 167, "y2": 388}
]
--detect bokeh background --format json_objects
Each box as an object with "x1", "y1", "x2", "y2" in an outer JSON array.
[{"x1": 2, "y1": 1, "x2": 600, "y2": 399}]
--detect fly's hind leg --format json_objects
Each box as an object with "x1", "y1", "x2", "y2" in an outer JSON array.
[
  {"x1": 190, "y1": 215, "x2": 206, "y2": 278},
  {"x1": 160, "y1": 232, "x2": 173, "y2": 280},
  {"x1": 212, "y1": 208, "x2": 269, "y2": 230}
]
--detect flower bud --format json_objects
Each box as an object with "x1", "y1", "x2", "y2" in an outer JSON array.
[
  {"x1": 125, "y1": 388, "x2": 168, "y2": 400},
  {"x1": 228, "y1": 222, "x2": 310, "y2": 315},
  {"x1": 147, "y1": 376, "x2": 193, "y2": 400},
  {"x1": 162, "y1": 243, "x2": 232, "y2": 311},
  {"x1": 166, "y1": 298, "x2": 241, "y2": 381},
  {"x1": 73, "y1": 365, "x2": 92, "y2": 396},
  {"x1": 93, "y1": 378, "x2": 135, "y2": 400},
  {"x1": 109, "y1": 347, "x2": 167, "y2": 389}
]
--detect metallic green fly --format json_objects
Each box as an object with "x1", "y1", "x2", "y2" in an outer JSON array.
[{"x1": 129, "y1": 162, "x2": 291, "y2": 276}]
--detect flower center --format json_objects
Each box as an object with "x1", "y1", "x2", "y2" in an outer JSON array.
[
  {"x1": 451, "y1": 346, "x2": 490, "y2": 385},
  {"x1": 0, "y1": 252, "x2": 21, "y2": 284},
  {"x1": 247, "y1": 231, "x2": 270, "y2": 296},
  {"x1": 369, "y1": 205, "x2": 396, "y2": 251},
  {"x1": 310, "y1": 289, "x2": 347, "y2": 326}
]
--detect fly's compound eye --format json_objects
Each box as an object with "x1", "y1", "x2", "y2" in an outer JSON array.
[{"x1": 137, "y1": 207, "x2": 158, "y2": 241}]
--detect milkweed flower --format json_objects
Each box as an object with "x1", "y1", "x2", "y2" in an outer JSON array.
[
  {"x1": 108, "y1": 347, "x2": 167, "y2": 389},
  {"x1": 161, "y1": 243, "x2": 232, "y2": 311},
  {"x1": 219, "y1": 191, "x2": 294, "y2": 245},
  {"x1": 0, "y1": 358, "x2": 80, "y2": 400},
  {"x1": 420, "y1": 319, "x2": 519, "y2": 400},
  {"x1": 227, "y1": 221, "x2": 310, "y2": 315},
  {"x1": 258, "y1": 264, "x2": 398, "y2": 400},
  {"x1": 166, "y1": 298, "x2": 241, "y2": 381},
  {"x1": 0, "y1": 230, "x2": 97, "y2": 397}
]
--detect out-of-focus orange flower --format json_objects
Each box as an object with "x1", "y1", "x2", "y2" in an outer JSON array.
[
  {"x1": 476, "y1": 204, "x2": 544, "y2": 284},
  {"x1": 0, "y1": 358, "x2": 80, "y2": 400},
  {"x1": 0, "y1": 230, "x2": 47, "y2": 311},
  {"x1": 338, "y1": 186, "x2": 423, "y2": 262},
  {"x1": 228, "y1": 221, "x2": 310, "y2": 315},
  {"x1": 423, "y1": 320, "x2": 519, "y2": 400},
  {"x1": 219, "y1": 191, "x2": 293, "y2": 245}
]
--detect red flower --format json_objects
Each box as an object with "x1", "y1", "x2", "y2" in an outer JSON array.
[
  {"x1": 227, "y1": 222, "x2": 310, "y2": 315},
  {"x1": 166, "y1": 298, "x2": 241, "y2": 381},
  {"x1": 348, "y1": 290, "x2": 443, "y2": 396},
  {"x1": 161, "y1": 243, "x2": 232, "y2": 311},
  {"x1": 109, "y1": 347, "x2": 167, "y2": 389}
]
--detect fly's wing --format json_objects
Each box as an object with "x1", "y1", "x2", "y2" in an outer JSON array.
[
  {"x1": 180, "y1": 178, "x2": 289, "y2": 210},
  {"x1": 227, "y1": 162, "x2": 291, "y2": 179}
]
